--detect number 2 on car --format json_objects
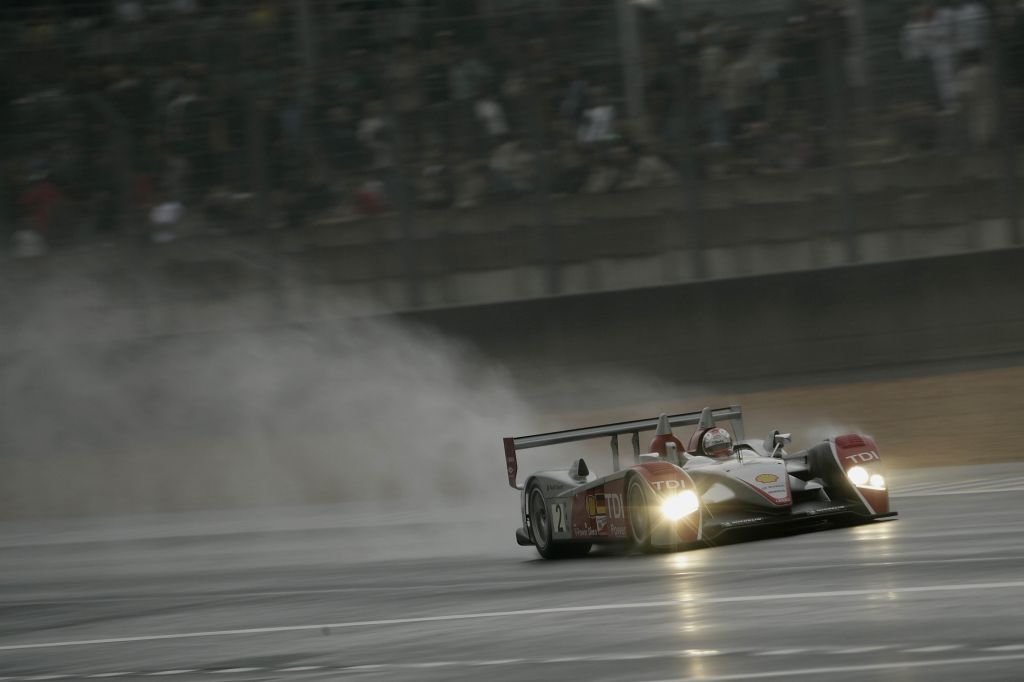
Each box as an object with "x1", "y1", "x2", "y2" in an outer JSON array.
[{"x1": 552, "y1": 503, "x2": 566, "y2": 533}]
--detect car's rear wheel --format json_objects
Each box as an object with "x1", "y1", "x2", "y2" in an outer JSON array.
[
  {"x1": 527, "y1": 483, "x2": 591, "y2": 559},
  {"x1": 627, "y1": 477, "x2": 655, "y2": 553}
]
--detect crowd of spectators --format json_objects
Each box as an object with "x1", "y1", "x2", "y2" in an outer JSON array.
[
  {"x1": 896, "y1": 1, "x2": 1003, "y2": 151},
  {"x1": 2, "y1": 0, "x2": 1024, "y2": 255}
]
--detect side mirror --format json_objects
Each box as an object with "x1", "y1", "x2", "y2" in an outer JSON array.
[
  {"x1": 767, "y1": 430, "x2": 792, "y2": 456},
  {"x1": 665, "y1": 442, "x2": 684, "y2": 466}
]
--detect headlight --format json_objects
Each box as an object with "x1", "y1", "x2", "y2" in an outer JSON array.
[
  {"x1": 847, "y1": 466, "x2": 886, "y2": 490},
  {"x1": 661, "y1": 490, "x2": 700, "y2": 521},
  {"x1": 847, "y1": 466, "x2": 870, "y2": 486}
]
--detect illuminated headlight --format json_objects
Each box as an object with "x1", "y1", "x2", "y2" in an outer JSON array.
[
  {"x1": 847, "y1": 466, "x2": 887, "y2": 490},
  {"x1": 847, "y1": 466, "x2": 870, "y2": 486},
  {"x1": 661, "y1": 490, "x2": 700, "y2": 521}
]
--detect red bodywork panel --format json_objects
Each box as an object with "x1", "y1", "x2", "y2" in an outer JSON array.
[
  {"x1": 569, "y1": 478, "x2": 629, "y2": 541},
  {"x1": 832, "y1": 434, "x2": 889, "y2": 515}
]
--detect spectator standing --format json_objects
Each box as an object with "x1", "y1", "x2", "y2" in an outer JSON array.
[
  {"x1": 577, "y1": 86, "x2": 617, "y2": 144},
  {"x1": 750, "y1": 30, "x2": 784, "y2": 124},
  {"x1": 148, "y1": 190, "x2": 184, "y2": 243},
  {"x1": 164, "y1": 76, "x2": 211, "y2": 202},
  {"x1": 422, "y1": 37, "x2": 453, "y2": 149},
  {"x1": 448, "y1": 46, "x2": 494, "y2": 153},
  {"x1": 953, "y1": 0, "x2": 991, "y2": 63},
  {"x1": 724, "y1": 36, "x2": 759, "y2": 141},
  {"x1": 927, "y1": 3, "x2": 959, "y2": 110},
  {"x1": 558, "y1": 63, "x2": 589, "y2": 127},
  {"x1": 956, "y1": 48, "x2": 997, "y2": 147},
  {"x1": 324, "y1": 105, "x2": 365, "y2": 175},
  {"x1": 475, "y1": 93, "x2": 509, "y2": 140},
  {"x1": 277, "y1": 77, "x2": 308, "y2": 155},
  {"x1": 357, "y1": 100, "x2": 395, "y2": 174},
  {"x1": 902, "y1": 4, "x2": 944, "y2": 109},
  {"x1": 488, "y1": 135, "x2": 533, "y2": 197},
  {"x1": 522, "y1": 37, "x2": 559, "y2": 139},
  {"x1": 643, "y1": 45, "x2": 675, "y2": 140},
  {"x1": 780, "y1": 6, "x2": 820, "y2": 118},
  {"x1": 500, "y1": 66, "x2": 529, "y2": 136},
  {"x1": 902, "y1": 3, "x2": 963, "y2": 111},
  {"x1": 386, "y1": 40, "x2": 424, "y2": 148},
  {"x1": 698, "y1": 23, "x2": 728, "y2": 146},
  {"x1": 356, "y1": 99, "x2": 400, "y2": 215},
  {"x1": 950, "y1": 2, "x2": 993, "y2": 148},
  {"x1": 415, "y1": 143, "x2": 451, "y2": 210}
]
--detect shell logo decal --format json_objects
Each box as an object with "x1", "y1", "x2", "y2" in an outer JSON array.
[{"x1": 755, "y1": 473, "x2": 779, "y2": 484}]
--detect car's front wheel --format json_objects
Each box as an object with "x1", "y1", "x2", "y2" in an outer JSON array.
[{"x1": 627, "y1": 476, "x2": 655, "y2": 553}]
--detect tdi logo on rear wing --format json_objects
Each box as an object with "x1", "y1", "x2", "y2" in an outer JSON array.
[{"x1": 844, "y1": 451, "x2": 880, "y2": 464}]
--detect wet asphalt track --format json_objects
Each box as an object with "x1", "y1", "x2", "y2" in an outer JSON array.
[{"x1": 1, "y1": 463, "x2": 1023, "y2": 682}]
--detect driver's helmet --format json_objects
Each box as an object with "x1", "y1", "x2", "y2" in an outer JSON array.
[{"x1": 701, "y1": 427, "x2": 734, "y2": 459}]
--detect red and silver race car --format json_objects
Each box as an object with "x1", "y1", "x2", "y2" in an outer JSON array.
[{"x1": 503, "y1": 406, "x2": 896, "y2": 559}]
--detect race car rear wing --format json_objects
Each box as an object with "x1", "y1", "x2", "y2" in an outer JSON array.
[{"x1": 502, "y1": 405, "x2": 744, "y2": 489}]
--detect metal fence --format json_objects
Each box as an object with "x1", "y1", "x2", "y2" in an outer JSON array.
[{"x1": 3, "y1": 0, "x2": 1023, "y2": 306}]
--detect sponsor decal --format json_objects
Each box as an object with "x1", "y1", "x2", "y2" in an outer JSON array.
[
  {"x1": 738, "y1": 477, "x2": 792, "y2": 505},
  {"x1": 651, "y1": 479, "x2": 685, "y2": 491},
  {"x1": 574, "y1": 527, "x2": 603, "y2": 538},
  {"x1": 721, "y1": 517, "x2": 766, "y2": 527},
  {"x1": 755, "y1": 473, "x2": 779, "y2": 484},
  {"x1": 587, "y1": 493, "x2": 623, "y2": 518},
  {"x1": 596, "y1": 515, "x2": 608, "y2": 533},
  {"x1": 809, "y1": 505, "x2": 853, "y2": 515},
  {"x1": 844, "y1": 451, "x2": 881, "y2": 465},
  {"x1": 606, "y1": 493, "x2": 624, "y2": 519}
]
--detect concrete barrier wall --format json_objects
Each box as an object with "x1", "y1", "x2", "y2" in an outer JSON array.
[{"x1": 401, "y1": 247, "x2": 1024, "y2": 386}]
